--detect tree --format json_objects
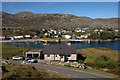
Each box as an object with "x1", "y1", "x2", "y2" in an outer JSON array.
[{"x1": 88, "y1": 33, "x2": 99, "y2": 40}]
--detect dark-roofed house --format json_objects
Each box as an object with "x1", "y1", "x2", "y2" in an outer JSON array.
[{"x1": 44, "y1": 45, "x2": 77, "y2": 62}]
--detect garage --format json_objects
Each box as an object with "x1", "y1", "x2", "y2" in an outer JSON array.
[{"x1": 26, "y1": 49, "x2": 42, "y2": 58}]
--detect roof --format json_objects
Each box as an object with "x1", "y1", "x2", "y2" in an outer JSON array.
[
  {"x1": 27, "y1": 49, "x2": 42, "y2": 52},
  {"x1": 44, "y1": 45, "x2": 76, "y2": 55}
]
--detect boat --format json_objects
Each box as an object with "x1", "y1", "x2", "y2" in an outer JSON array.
[
  {"x1": 43, "y1": 43, "x2": 49, "y2": 45},
  {"x1": 35, "y1": 42, "x2": 37, "y2": 44}
]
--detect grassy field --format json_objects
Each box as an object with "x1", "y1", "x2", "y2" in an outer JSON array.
[
  {"x1": 2, "y1": 63, "x2": 67, "y2": 79},
  {"x1": 77, "y1": 47, "x2": 120, "y2": 76},
  {"x1": 77, "y1": 47, "x2": 119, "y2": 60},
  {"x1": 2, "y1": 45, "x2": 31, "y2": 59}
]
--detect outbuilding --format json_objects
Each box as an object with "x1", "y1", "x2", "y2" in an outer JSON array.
[{"x1": 26, "y1": 49, "x2": 43, "y2": 59}]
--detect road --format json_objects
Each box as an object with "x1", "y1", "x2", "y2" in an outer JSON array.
[{"x1": 9, "y1": 60, "x2": 118, "y2": 80}]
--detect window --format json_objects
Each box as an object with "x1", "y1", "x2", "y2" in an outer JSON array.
[
  {"x1": 47, "y1": 55, "x2": 50, "y2": 57},
  {"x1": 55, "y1": 55, "x2": 57, "y2": 57},
  {"x1": 68, "y1": 55, "x2": 71, "y2": 57},
  {"x1": 61, "y1": 56, "x2": 63, "y2": 58}
]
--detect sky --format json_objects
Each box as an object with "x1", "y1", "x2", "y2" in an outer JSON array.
[
  {"x1": 2, "y1": 2, "x2": 118, "y2": 19},
  {"x1": 2, "y1": 0, "x2": 120, "y2": 2}
]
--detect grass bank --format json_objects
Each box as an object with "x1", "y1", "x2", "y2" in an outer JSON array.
[
  {"x1": 2, "y1": 45, "x2": 30, "y2": 57},
  {"x1": 77, "y1": 47, "x2": 120, "y2": 76},
  {"x1": 2, "y1": 63, "x2": 67, "y2": 79}
]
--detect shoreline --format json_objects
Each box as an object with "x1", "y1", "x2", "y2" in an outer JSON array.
[{"x1": 1, "y1": 38, "x2": 120, "y2": 43}]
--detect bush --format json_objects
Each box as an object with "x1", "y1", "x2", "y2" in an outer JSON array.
[
  {"x1": 94, "y1": 56, "x2": 108, "y2": 63},
  {"x1": 86, "y1": 61, "x2": 118, "y2": 70},
  {"x1": 106, "y1": 69, "x2": 120, "y2": 75},
  {"x1": 78, "y1": 60, "x2": 84, "y2": 64},
  {"x1": 86, "y1": 62, "x2": 96, "y2": 68},
  {"x1": 105, "y1": 62, "x2": 117, "y2": 69}
]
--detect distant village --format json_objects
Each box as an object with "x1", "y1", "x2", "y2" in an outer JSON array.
[{"x1": 1, "y1": 27, "x2": 119, "y2": 40}]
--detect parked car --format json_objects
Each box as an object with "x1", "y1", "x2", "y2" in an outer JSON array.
[
  {"x1": 25, "y1": 56, "x2": 32, "y2": 61},
  {"x1": 28, "y1": 57, "x2": 37, "y2": 63},
  {"x1": 12, "y1": 56, "x2": 23, "y2": 60},
  {"x1": 2, "y1": 61, "x2": 10, "y2": 64}
]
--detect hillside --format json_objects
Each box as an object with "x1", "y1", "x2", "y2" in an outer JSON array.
[
  {"x1": 2, "y1": 11, "x2": 118, "y2": 29},
  {"x1": 77, "y1": 47, "x2": 119, "y2": 76},
  {"x1": 77, "y1": 47, "x2": 119, "y2": 60},
  {"x1": 2, "y1": 63, "x2": 66, "y2": 79}
]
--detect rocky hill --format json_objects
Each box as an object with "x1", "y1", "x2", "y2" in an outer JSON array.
[{"x1": 2, "y1": 11, "x2": 118, "y2": 29}]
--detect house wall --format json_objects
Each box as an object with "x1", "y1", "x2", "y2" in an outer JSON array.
[
  {"x1": 44, "y1": 54, "x2": 77, "y2": 61},
  {"x1": 67, "y1": 54, "x2": 77, "y2": 61},
  {"x1": 44, "y1": 54, "x2": 55, "y2": 60},
  {"x1": 44, "y1": 54, "x2": 65, "y2": 62},
  {"x1": 55, "y1": 54, "x2": 61, "y2": 60},
  {"x1": 61, "y1": 56, "x2": 65, "y2": 62}
]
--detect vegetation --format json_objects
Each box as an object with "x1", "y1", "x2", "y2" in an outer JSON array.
[
  {"x1": 77, "y1": 47, "x2": 120, "y2": 76},
  {"x1": 88, "y1": 32, "x2": 118, "y2": 40},
  {"x1": 2, "y1": 63, "x2": 66, "y2": 79},
  {"x1": 2, "y1": 45, "x2": 30, "y2": 59},
  {"x1": 2, "y1": 44, "x2": 120, "y2": 76}
]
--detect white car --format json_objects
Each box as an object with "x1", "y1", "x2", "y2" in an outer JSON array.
[
  {"x1": 28, "y1": 57, "x2": 37, "y2": 63},
  {"x1": 12, "y1": 56, "x2": 23, "y2": 60}
]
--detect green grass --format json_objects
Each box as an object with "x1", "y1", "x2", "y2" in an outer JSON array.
[
  {"x1": 2, "y1": 45, "x2": 30, "y2": 57},
  {"x1": 77, "y1": 47, "x2": 120, "y2": 76},
  {"x1": 77, "y1": 47, "x2": 119, "y2": 60},
  {"x1": 2, "y1": 63, "x2": 67, "y2": 79}
]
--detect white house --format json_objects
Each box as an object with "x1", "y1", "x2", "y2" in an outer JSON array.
[
  {"x1": 64, "y1": 35, "x2": 71, "y2": 39},
  {"x1": 115, "y1": 30, "x2": 119, "y2": 32},
  {"x1": 100, "y1": 29, "x2": 103, "y2": 32},
  {"x1": 14, "y1": 36, "x2": 23, "y2": 39},
  {"x1": 81, "y1": 30, "x2": 85, "y2": 32},
  {"x1": 80, "y1": 35, "x2": 88, "y2": 38},
  {"x1": 44, "y1": 33, "x2": 48, "y2": 36},
  {"x1": 0, "y1": 36, "x2": 5, "y2": 39},
  {"x1": 94, "y1": 29, "x2": 99, "y2": 32},
  {"x1": 25, "y1": 35, "x2": 31, "y2": 38},
  {"x1": 74, "y1": 29, "x2": 82, "y2": 32}
]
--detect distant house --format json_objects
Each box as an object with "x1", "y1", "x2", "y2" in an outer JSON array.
[
  {"x1": 100, "y1": 29, "x2": 103, "y2": 32},
  {"x1": 25, "y1": 35, "x2": 31, "y2": 38},
  {"x1": 10, "y1": 37, "x2": 14, "y2": 40},
  {"x1": 115, "y1": 30, "x2": 119, "y2": 32},
  {"x1": 80, "y1": 35, "x2": 88, "y2": 39},
  {"x1": 26, "y1": 49, "x2": 43, "y2": 59},
  {"x1": 14, "y1": 35, "x2": 23, "y2": 39},
  {"x1": 64, "y1": 35, "x2": 71, "y2": 39},
  {"x1": 0, "y1": 36, "x2": 5, "y2": 39},
  {"x1": 44, "y1": 45, "x2": 77, "y2": 62}
]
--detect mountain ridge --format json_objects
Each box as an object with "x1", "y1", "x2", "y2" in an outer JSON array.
[{"x1": 2, "y1": 11, "x2": 118, "y2": 29}]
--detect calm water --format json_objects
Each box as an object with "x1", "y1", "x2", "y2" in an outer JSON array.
[{"x1": 4, "y1": 41, "x2": 120, "y2": 51}]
